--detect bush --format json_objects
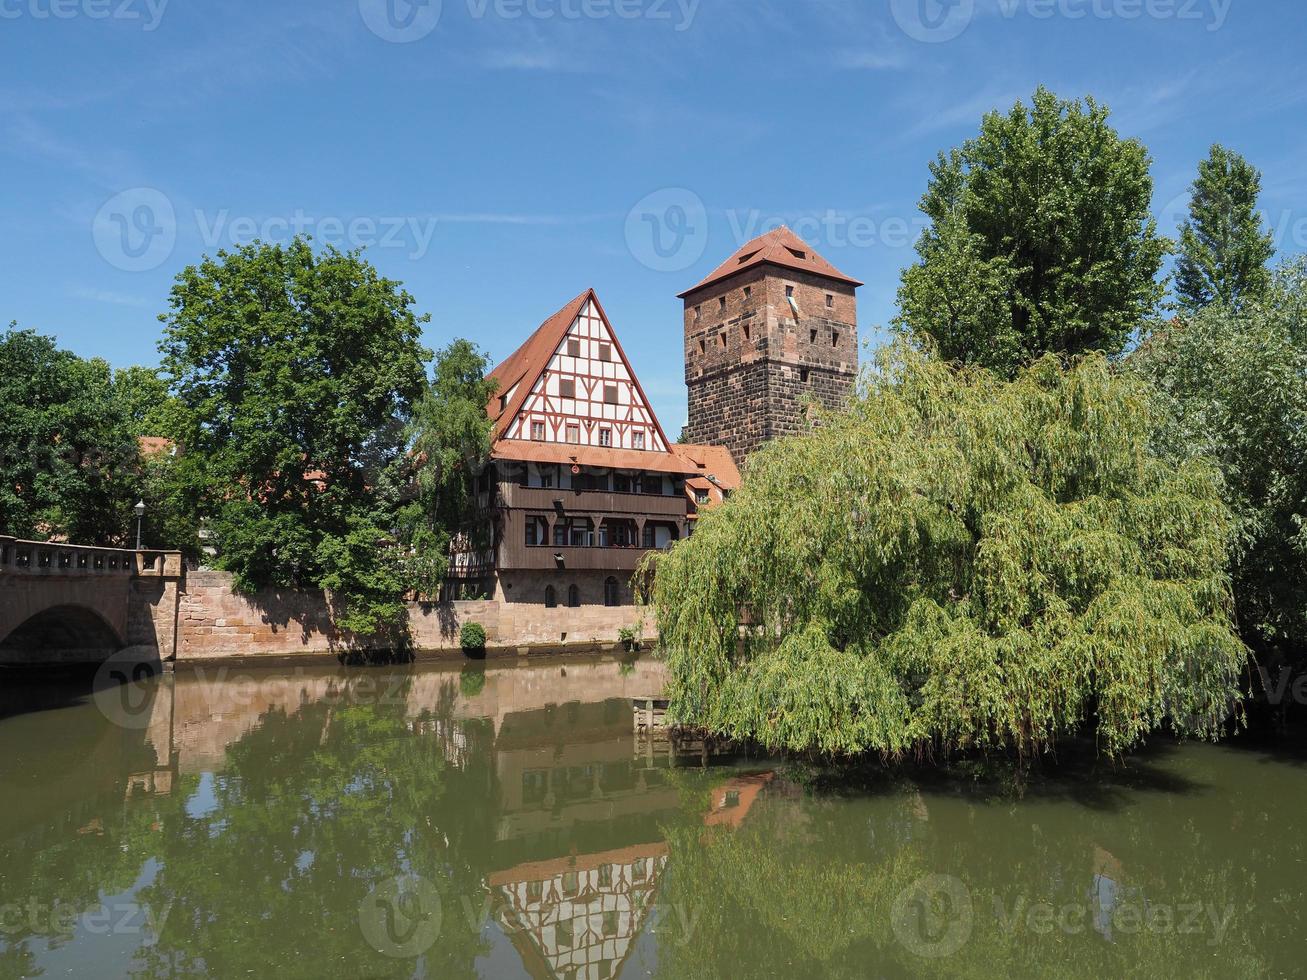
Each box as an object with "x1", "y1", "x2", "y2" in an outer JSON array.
[
  {"x1": 459, "y1": 667, "x2": 486, "y2": 698},
  {"x1": 459, "y1": 621, "x2": 487, "y2": 654},
  {"x1": 618, "y1": 626, "x2": 640, "y2": 651}
]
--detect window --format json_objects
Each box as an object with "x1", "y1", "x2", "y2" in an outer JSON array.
[
  {"x1": 800, "y1": 368, "x2": 810, "y2": 383},
  {"x1": 604, "y1": 576, "x2": 619, "y2": 607},
  {"x1": 599, "y1": 343, "x2": 611, "y2": 361},
  {"x1": 598, "y1": 863, "x2": 613, "y2": 887},
  {"x1": 604, "y1": 384, "x2": 618, "y2": 404},
  {"x1": 698, "y1": 338, "x2": 706, "y2": 354},
  {"x1": 832, "y1": 331, "x2": 840, "y2": 347},
  {"x1": 603, "y1": 910, "x2": 619, "y2": 936},
  {"x1": 544, "y1": 585, "x2": 557, "y2": 608},
  {"x1": 718, "y1": 332, "x2": 726, "y2": 349},
  {"x1": 785, "y1": 284, "x2": 795, "y2": 298},
  {"x1": 556, "y1": 918, "x2": 574, "y2": 948},
  {"x1": 599, "y1": 428, "x2": 612, "y2": 447},
  {"x1": 566, "y1": 424, "x2": 580, "y2": 444},
  {"x1": 526, "y1": 519, "x2": 539, "y2": 546},
  {"x1": 696, "y1": 490, "x2": 710, "y2": 505},
  {"x1": 531, "y1": 420, "x2": 545, "y2": 441},
  {"x1": 633, "y1": 858, "x2": 647, "y2": 881},
  {"x1": 567, "y1": 338, "x2": 580, "y2": 357},
  {"x1": 527, "y1": 879, "x2": 544, "y2": 902},
  {"x1": 826, "y1": 293, "x2": 834, "y2": 308},
  {"x1": 718, "y1": 296, "x2": 727, "y2": 312},
  {"x1": 633, "y1": 432, "x2": 645, "y2": 450},
  {"x1": 614, "y1": 472, "x2": 632, "y2": 493},
  {"x1": 562, "y1": 872, "x2": 579, "y2": 896},
  {"x1": 786, "y1": 246, "x2": 807, "y2": 260},
  {"x1": 694, "y1": 305, "x2": 701, "y2": 323},
  {"x1": 810, "y1": 328, "x2": 818, "y2": 343},
  {"x1": 743, "y1": 285, "x2": 752, "y2": 299},
  {"x1": 559, "y1": 378, "x2": 576, "y2": 398},
  {"x1": 540, "y1": 466, "x2": 554, "y2": 489},
  {"x1": 642, "y1": 524, "x2": 655, "y2": 549},
  {"x1": 743, "y1": 323, "x2": 751, "y2": 341},
  {"x1": 567, "y1": 584, "x2": 581, "y2": 608}
]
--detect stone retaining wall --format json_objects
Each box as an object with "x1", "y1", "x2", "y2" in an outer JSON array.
[{"x1": 177, "y1": 570, "x2": 650, "y2": 661}]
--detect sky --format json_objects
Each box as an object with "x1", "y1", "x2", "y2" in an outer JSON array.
[{"x1": 3, "y1": 0, "x2": 1306, "y2": 432}]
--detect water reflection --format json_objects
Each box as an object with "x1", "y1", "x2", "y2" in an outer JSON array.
[{"x1": 0, "y1": 659, "x2": 1304, "y2": 978}]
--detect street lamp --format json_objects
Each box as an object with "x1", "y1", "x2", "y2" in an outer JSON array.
[{"x1": 134, "y1": 500, "x2": 146, "y2": 551}]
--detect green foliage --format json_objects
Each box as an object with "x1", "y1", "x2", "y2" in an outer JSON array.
[
  {"x1": 0, "y1": 325, "x2": 140, "y2": 544},
  {"x1": 619, "y1": 625, "x2": 640, "y2": 649},
  {"x1": 1130, "y1": 259, "x2": 1307, "y2": 659},
  {"x1": 896, "y1": 87, "x2": 1168, "y2": 375},
  {"x1": 460, "y1": 621, "x2": 487, "y2": 653},
  {"x1": 459, "y1": 665, "x2": 487, "y2": 696},
  {"x1": 1175, "y1": 145, "x2": 1275, "y2": 313},
  {"x1": 158, "y1": 238, "x2": 430, "y2": 636},
  {"x1": 111, "y1": 365, "x2": 175, "y2": 439},
  {"x1": 403, "y1": 339, "x2": 497, "y2": 593},
  {"x1": 648, "y1": 344, "x2": 1247, "y2": 760}
]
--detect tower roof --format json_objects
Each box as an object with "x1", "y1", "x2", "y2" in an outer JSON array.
[{"x1": 677, "y1": 226, "x2": 863, "y2": 299}]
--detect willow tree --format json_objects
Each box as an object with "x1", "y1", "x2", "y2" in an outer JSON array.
[{"x1": 647, "y1": 345, "x2": 1247, "y2": 761}]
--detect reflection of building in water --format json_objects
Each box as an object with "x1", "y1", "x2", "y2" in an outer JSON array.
[{"x1": 491, "y1": 843, "x2": 668, "y2": 980}]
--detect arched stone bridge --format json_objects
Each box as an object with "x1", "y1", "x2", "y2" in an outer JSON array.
[{"x1": 0, "y1": 536, "x2": 184, "y2": 666}]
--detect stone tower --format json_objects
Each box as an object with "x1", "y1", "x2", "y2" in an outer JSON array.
[{"x1": 679, "y1": 226, "x2": 861, "y2": 465}]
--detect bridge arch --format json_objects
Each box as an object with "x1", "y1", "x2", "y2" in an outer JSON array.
[{"x1": 0, "y1": 605, "x2": 126, "y2": 666}]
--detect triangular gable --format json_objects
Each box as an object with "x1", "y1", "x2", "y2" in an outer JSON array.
[{"x1": 490, "y1": 289, "x2": 672, "y2": 455}]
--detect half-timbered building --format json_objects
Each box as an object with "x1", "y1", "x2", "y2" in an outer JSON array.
[{"x1": 451, "y1": 289, "x2": 739, "y2": 607}]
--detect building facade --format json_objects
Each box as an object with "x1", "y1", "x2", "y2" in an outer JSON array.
[
  {"x1": 450, "y1": 289, "x2": 740, "y2": 607},
  {"x1": 680, "y1": 226, "x2": 861, "y2": 465}
]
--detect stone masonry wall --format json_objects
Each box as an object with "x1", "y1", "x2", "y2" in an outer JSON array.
[
  {"x1": 683, "y1": 266, "x2": 858, "y2": 463},
  {"x1": 175, "y1": 570, "x2": 649, "y2": 661}
]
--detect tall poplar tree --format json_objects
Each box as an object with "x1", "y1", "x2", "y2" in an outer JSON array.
[{"x1": 1174, "y1": 144, "x2": 1275, "y2": 312}]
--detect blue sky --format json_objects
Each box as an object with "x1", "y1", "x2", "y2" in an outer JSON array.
[{"x1": 3, "y1": 0, "x2": 1305, "y2": 432}]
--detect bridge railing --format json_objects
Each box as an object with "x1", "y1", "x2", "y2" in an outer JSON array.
[{"x1": 0, "y1": 536, "x2": 182, "y2": 578}]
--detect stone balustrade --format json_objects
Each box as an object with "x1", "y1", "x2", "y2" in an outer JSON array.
[{"x1": 0, "y1": 535, "x2": 182, "y2": 579}]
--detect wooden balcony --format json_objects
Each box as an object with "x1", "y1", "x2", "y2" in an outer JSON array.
[
  {"x1": 498, "y1": 483, "x2": 688, "y2": 519},
  {"x1": 500, "y1": 543, "x2": 659, "y2": 572}
]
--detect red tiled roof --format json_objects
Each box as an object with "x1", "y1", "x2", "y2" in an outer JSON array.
[
  {"x1": 677, "y1": 225, "x2": 863, "y2": 298},
  {"x1": 669, "y1": 443, "x2": 741, "y2": 490},
  {"x1": 486, "y1": 289, "x2": 592, "y2": 439}
]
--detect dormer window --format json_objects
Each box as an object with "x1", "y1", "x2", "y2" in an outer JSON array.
[
  {"x1": 786, "y1": 246, "x2": 807, "y2": 260},
  {"x1": 737, "y1": 249, "x2": 760, "y2": 264}
]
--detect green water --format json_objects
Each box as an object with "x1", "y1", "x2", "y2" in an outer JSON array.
[{"x1": 0, "y1": 657, "x2": 1303, "y2": 979}]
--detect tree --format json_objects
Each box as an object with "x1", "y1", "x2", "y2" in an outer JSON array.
[
  {"x1": 0, "y1": 325, "x2": 140, "y2": 544},
  {"x1": 158, "y1": 238, "x2": 430, "y2": 638},
  {"x1": 1130, "y1": 259, "x2": 1307, "y2": 672},
  {"x1": 112, "y1": 365, "x2": 175, "y2": 439},
  {"x1": 402, "y1": 339, "x2": 497, "y2": 598},
  {"x1": 896, "y1": 87, "x2": 1169, "y2": 375},
  {"x1": 647, "y1": 344, "x2": 1247, "y2": 761},
  {"x1": 1174, "y1": 144, "x2": 1275, "y2": 313}
]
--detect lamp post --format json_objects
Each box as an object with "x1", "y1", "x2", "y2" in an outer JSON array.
[{"x1": 134, "y1": 500, "x2": 146, "y2": 551}]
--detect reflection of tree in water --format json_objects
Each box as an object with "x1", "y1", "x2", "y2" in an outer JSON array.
[
  {"x1": 128, "y1": 674, "x2": 497, "y2": 978},
  {"x1": 652, "y1": 762, "x2": 1279, "y2": 980}
]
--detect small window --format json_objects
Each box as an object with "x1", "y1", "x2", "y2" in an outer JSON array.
[
  {"x1": 604, "y1": 384, "x2": 618, "y2": 404},
  {"x1": 544, "y1": 585, "x2": 557, "y2": 608},
  {"x1": 599, "y1": 428, "x2": 612, "y2": 447},
  {"x1": 743, "y1": 323, "x2": 751, "y2": 341},
  {"x1": 718, "y1": 296, "x2": 727, "y2": 312},
  {"x1": 556, "y1": 918, "x2": 574, "y2": 948},
  {"x1": 696, "y1": 490, "x2": 710, "y2": 505},
  {"x1": 567, "y1": 338, "x2": 580, "y2": 357},
  {"x1": 526, "y1": 520, "x2": 538, "y2": 546},
  {"x1": 832, "y1": 331, "x2": 840, "y2": 347},
  {"x1": 698, "y1": 338, "x2": 706, "y2": 354},
  {"x1": 642, "y1": 524, "x2": 655, "y2": 549},
  {"x1": 826, "y1": 293, "x2": 834, "y2": 309},
  {"x1": 567, "y1": 584, "x2": 581, "y2": 608},
  {"x1": 785, "y1": 285, "x2": 795, "y2": 298},
  {"x1": 598, "y1": 864, "x2": 613, "y2": 887},
  {"x1": 743, "y1": 285, "x2": 752, "y2": 299},
  {"x1": 633, "y1": 431, "x2": 645, "y2": 450},
  {"x1": 559, "y1": 378, "x2": 576, "y2": 398},
  {"x1": 800, "y1": 368, "x2": 810, "y2": 383},
  {"x1": 810, "y1": 328, "x2": 818, "y2": 343},
  {"x1": 540, "y1": 467, "x2": 555, "y2": 488},
  {"x1": 694, "y1": 305, "x2": 701, "y2": 323},
  {"x1": 604, "y1": 576, "x2": 619, "y2": 607},
  {"x1": 531, "y1": 420, "x2": 545, "y2": 440},
  {"x1": 603, "y1": 910, "x2": 619, "y2": 936},
  {"x1": 566, "y1": 424, "x2": 580, "y2": 444},
  {"x1": 718, "y1": 333, "x2": 726, "y2": 349},
  {"x1": 786, "y1": 246, "x2": 806, "y2": 260},
  {"x1": 599, "y1": 343, "x2": 612, "y2": 361}
]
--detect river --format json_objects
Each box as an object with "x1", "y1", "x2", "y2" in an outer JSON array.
[{"x1": 0, "y1": 656, "x2": 1301, "y2": 978}]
